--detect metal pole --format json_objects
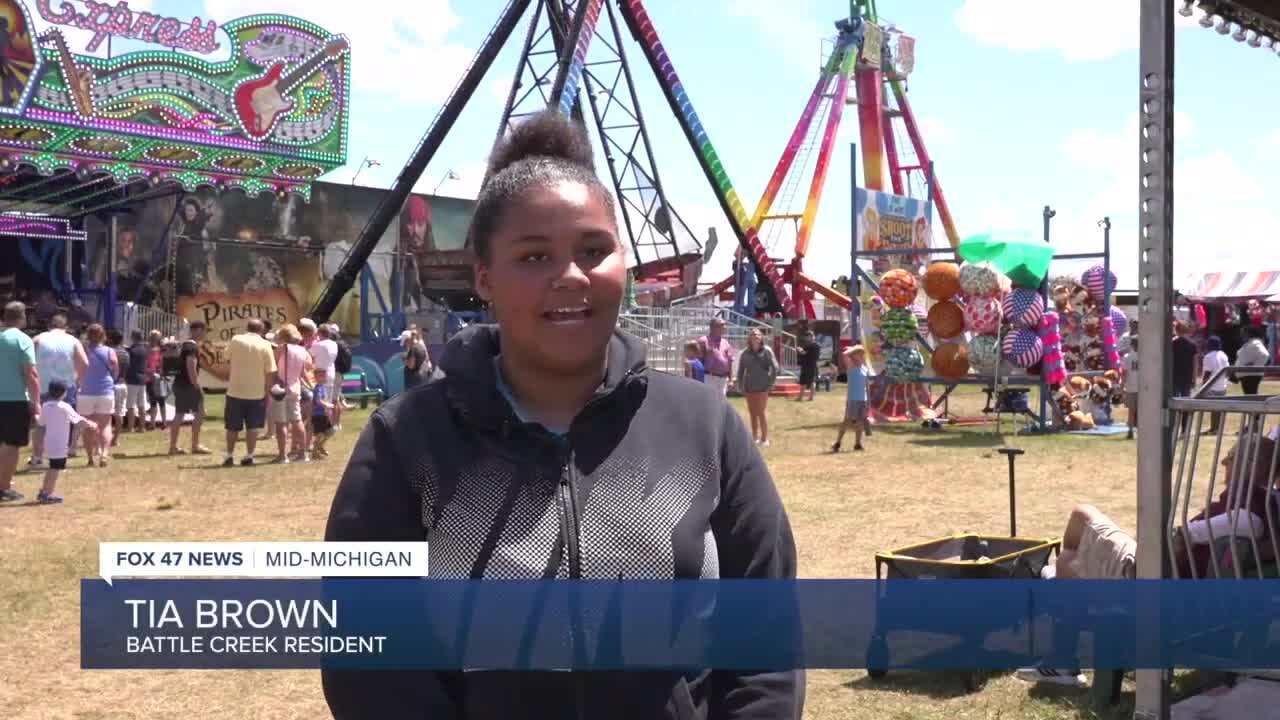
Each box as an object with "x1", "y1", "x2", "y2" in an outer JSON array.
[
  {"x1": 547, "y1": 0, "x2": 592, "y2": 107},
  {"x1": 107, "y1": 214, "x2": 118, "y2": 330},
  {"x1": 1101, "y1": 215, "x2": 1112, "y2": 346},
  {"x1": 309, "y1": 0, "x2": 535, "y2": 323},
  {"x1": 1135, "y1": 0, "x2": 1174, "y2": 716},
  {"x1": 1039, "y1": 206, "x2": 1055, "y2": 432},
  {"x1": 850, "y1": 142, "x2": 861, "y2": 345},
  {"x1": 998, "y1": 447, "x2": 1023, "y2": 536}
]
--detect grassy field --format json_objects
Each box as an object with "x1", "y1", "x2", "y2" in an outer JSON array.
[{"x1": 0, "y1": 384, "x2": 1226, "y2": 719}]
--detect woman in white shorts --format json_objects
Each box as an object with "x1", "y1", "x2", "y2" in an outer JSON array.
[
  {"x1": 78, "y1": 324, "x2": 119, "y2": 466},
  {"x1": 270, "y1": 325, "x2": 312, "y2": 463},
  {"x1": 108, "y1": 329, "x2": 129, "y2": 447}
]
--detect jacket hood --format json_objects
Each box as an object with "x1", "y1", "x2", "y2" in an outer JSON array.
[{"x1": 436, "y1": 323, "x2": 648, "y2": 432}]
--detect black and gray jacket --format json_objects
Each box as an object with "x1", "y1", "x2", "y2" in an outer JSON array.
[{"x1": 322, "y1": 324, "x2": 802, "y2": 719}]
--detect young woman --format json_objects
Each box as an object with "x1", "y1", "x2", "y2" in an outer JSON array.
[
  {"x1": 270, "y1": 325, "x2": 311, "y2": 464},
  {"x1": 78, "y1": 323, "x2": 118, "y2": 466},
  {"x1": 736, "y1": 328, "x2": 780, "y2": 446},
  {"x1": 323, "y1": 111, "x2": 801, "y2": 719}
]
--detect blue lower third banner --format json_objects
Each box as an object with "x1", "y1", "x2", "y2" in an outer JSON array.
[{"x1": 81, "y1": 579, "x2": 1280, "y2": 670}]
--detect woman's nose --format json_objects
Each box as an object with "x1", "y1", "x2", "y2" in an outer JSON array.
[{"x1": 551, "y1": 260, "x2": 590, "y2": 288}]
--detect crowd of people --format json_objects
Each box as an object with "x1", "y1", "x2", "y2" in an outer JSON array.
[
  {"x1": 0, "y1": 300, "x2": 361, "y2": 504},
  {"x1": 682, "y1": 317, "x2": 864, "y2": 450}
]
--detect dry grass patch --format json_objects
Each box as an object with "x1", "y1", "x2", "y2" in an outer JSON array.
[{"x1": 0, "y1": 384, "x2": 1244, "y2": 719}]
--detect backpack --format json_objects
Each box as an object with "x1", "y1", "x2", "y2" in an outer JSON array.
[{"x1": 334, "y1": 340, "x2": 353, "y2": 374}]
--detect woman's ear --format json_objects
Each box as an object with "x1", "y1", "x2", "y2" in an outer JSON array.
[{"x1": 474, "y1": 263, "x2": 493, "y2": 304}]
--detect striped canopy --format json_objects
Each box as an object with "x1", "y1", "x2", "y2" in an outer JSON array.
[{"x1": 1184, "y1": 271, "x2": 1280, "y2": 302}]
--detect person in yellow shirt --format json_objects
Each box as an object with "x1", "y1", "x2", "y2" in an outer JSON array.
[{"x1": 223, "y1": 318, "x2": 277, "y2": 467}]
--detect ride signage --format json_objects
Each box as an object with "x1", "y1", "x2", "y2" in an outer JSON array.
[{"x1": 35, "y1": 0, "x2": 221, "y2": 54}]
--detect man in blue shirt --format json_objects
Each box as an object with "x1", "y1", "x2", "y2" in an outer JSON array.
[{"x1": 0, "y1": 301, "x2": 40, "y2": 501}]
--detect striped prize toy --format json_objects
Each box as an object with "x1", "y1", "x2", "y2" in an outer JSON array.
[
  {"x1": 1081, "y1": 264, "x2": 1117, "y2": 305},
  {"x1": 1038, "y1": 310, "x2": 1067, "y2": 385},
  {"x1": 1099, "y1": 315, "x2": 1121, "y2": 369},
  {"x1": 1002, "y1": 288, "x2": 1045, "y2": 330},
  {"x1": 1002, "y1": 328, "x2": 1044, "y2": 369},
  {"x1": 1109, "y1": 306, "x2": 1128, "y2": 338}
]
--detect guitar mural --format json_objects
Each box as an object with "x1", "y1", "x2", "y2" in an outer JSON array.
[
  {"x1": 38, "y1": 29, "x2": 92, "y2": 118},
  {"x1": 233, "y1": 36, "x2": 349, "y2": 141},
  {"x1": 0, "y1": 9, "x2": 351, "y2": 200}
]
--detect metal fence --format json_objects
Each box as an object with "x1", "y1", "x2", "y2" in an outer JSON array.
[
  {"x1": 620, "y1": 304, "x2": 800, "y2": 375},
  {"x1": 114, "y1": 302, "x2": 188, "y2": 340},
  {"x1": 1164, "y1": 367, "x2": 1280, "y2": 682},
  {"x1": 617, "y1": 313, "x2": 681, "y2": 375},
  {"x1": 1167, "y1": 366, "x2": 1280, "y2": 582}
]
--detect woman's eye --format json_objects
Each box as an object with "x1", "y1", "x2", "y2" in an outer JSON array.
[
  {"x1": 519, "y1": 253, "x2": 550, "y2": 263},
  {"x1": 581, "y1": 246, "x2": 609, "y2": 259}
]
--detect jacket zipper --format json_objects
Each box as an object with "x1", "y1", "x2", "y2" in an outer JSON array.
[
  {"x1": 560, "y1": 450, "x2": 582, "y2": 579},
  {"x1": 558, "y1": 448, "x2": 586, "y2": 719}
]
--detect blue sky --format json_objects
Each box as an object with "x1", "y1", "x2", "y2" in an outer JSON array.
[{"x1": 42, "y1": 0, "x2": 1280, "y2": 292}]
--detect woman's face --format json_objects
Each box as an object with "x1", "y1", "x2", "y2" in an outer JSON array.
[
  {"x1": 475, "y1": 180, "x2": 625, "y2": 375},
  {"x1": 749, "y1": 331, "x2": 763, "y2": 350},
  {"x1": 183, "y1": 203, "x2": 197, "y2": 222}
]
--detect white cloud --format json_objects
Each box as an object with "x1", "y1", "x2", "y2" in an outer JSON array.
[
  {"x1": 954, "y1": 0, "x2": 1202, "y2": 61},
  {"x1": 724, "y1": 0, "x2": 830, "y2": 73},
  {"x1": 491, "y1": 76, "x2": 514, "y2": 106},
  {"x1": 1059, "y1": 114, "x2": 1277, "y2": 287},
  {"x1": 914, "y1": 117, "x2": 952, "y2": 147},
  {"x1": 204, "y1": 0, "x2": 473, "y2": 102}
]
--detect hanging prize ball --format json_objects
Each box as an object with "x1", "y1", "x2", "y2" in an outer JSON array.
[
  {"x1": 879, "y1": 269, "x2": 919, "y2": 308},
  {"x1": 1002, "y1": 328, "x2": 1044, "y2": 369},
  {"x1": 928, "y1": 300, "x2": 966, "y2": 340},
  {"x1": 931, "y1": 342, "x2": 970, "y2": 379},
  {"x1": 963, "y1": 295, "x2": 1003, "y2": 335},
  {"x1": 880, "y1": 307, "x2": 918, "y2": 346},
  {"x1": 959, "y1": 262, "x2": 998, "y2": 297},
  {"x1": 1081, "y1": 264, "x2": 1118, "y2": 304},
  {"x1": 1002, "y1": 288, "x2": 1045, "y2": 330},
  {"x1": 1109, "y1": 306, "x2": 1129, "y2": 337},
  {"x1": 922, "y1": 262, "x2": 962, "y2": 301},
  {"x1": 885, "y1": 346, "x2": 925, "y2": 380},
  {"x1": 969, "y1": 335, "x2": 1000, "y2": 375}
]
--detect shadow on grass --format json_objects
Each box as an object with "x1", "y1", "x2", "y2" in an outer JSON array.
[
  {"x1": 789, "y1": 422, "x2": 846, "y2": 431},
  {"x1": 1025, "y1": 683, "x2": 1136, "y2": 720},
  {"x1": 905, "y1": 432, "x2": 1010, "y2": 449},
  {"x1": 1021, "y1": 669, "x2": 1231, "y2": 720},
  {"x1": 843, "y1": 669, "x2": 1012, "y2": 700}
]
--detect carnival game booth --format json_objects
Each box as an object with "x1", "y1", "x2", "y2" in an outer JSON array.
[
  {"x1": 0, "y1": 0, "x2": 348, "y2": 345},
  {"x1": 851, "y1": 220, "x2": 1126, "y2": 434},
  {"x1": 1180, "y1": 270, "x2": 1280, "y2": 366}
]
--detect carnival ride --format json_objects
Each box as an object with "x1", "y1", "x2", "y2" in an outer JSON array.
[
  {"x1": 310, "y1": 0, "x2": 739, "y2": 326},
  {"x1": 0, "y1": 0, "x2": 351, "y2": 332},
  {"x1": 689, "y1": 2, "x2": 959, "y2": 323}
]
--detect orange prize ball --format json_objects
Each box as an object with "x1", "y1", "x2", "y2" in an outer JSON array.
[
  {"x1": 879, "y1": 269, "x2": 918, "y2": 308},
  {"x1": 931, "y1": 342, "x2": 970, "y2": 379},
  {"x1": 923, "y1": 262, "x2": 961, "y2": 301},
  {"x1": 927, "y1": 300, "x2": 966, "y2": 340}
]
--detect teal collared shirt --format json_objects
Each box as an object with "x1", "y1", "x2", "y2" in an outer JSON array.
[{"x1": 493, "y1": 355, "x2": 570, "y2": 437}]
